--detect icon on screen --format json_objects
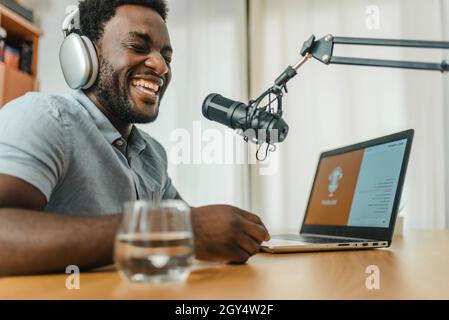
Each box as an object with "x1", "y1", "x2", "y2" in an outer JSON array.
[{"x1": 328, "y1": 167, "x2": 343, "y2": 197}]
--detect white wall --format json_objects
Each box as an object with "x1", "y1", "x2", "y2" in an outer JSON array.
[{"x1": 20, "y1": 0, "x2": 77, "y2": 94}]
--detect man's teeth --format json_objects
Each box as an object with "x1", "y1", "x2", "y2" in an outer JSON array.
[{"x1": 132, "y1": 79, "x2": 160, "y2": 93}]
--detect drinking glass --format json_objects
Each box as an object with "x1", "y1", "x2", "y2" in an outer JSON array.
[{"x1": 114, "y1": 200, "x2": 194, "y2": 284}]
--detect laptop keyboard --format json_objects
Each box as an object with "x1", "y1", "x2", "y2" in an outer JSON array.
[{"x1": 273, "y1": 234, "x2": 363, "y2": 244}]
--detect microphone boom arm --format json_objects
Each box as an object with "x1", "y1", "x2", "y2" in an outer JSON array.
[
  {"x1": 300, "y1": 34, "x2": 449, "y2": 73},
  {"x1": 260, "y1": 34, "x2": 449, "y2": 130},
  {"x1": 218, "y1": 34, "x2": 449, "y2": 160}
]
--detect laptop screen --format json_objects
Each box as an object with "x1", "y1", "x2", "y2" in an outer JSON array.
[{"x1": 301, "y1": 131, "x2": 413, "y2": 240}]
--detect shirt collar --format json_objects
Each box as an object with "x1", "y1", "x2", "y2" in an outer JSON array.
[
  {"x1": 70, "y1": 90, "x2": 123, "y2": 145},
  {"x1": 128, "y1": 126, "x2": 147, "y2": 155}
]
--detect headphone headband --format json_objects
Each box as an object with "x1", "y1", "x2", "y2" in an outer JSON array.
[{"x1": 62, "y1": 7, "x2": 80, "y2": 38}]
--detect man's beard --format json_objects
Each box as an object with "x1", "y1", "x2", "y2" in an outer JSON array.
[{"x1": 95, "y1": 58, "x2": 159, "y2": 124}]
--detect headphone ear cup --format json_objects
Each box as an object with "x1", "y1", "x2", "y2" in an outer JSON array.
[
  {"x1": 59, "y1": 33, "x2": 99, "y2": 90},
  {"x1": 80, "y1": 36, "x2": 99, "y2": 89}
]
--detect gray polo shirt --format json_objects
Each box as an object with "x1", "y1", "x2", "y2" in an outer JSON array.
[{"x1": 0, "y1": 90, "x2": 177, "y2": 216}]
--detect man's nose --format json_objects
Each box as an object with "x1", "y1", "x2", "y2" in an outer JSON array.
[{"x1": 144, "y1": 53, "x2": 169, "y2": 76}]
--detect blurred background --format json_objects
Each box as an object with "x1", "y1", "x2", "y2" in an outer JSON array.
[{"x1": 5, "y1": 0, "x2": 449, "y2": 231}]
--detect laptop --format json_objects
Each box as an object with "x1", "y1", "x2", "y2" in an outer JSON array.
[{"x1": 261, "y1": 129, "x2": 414, "y2": 253}]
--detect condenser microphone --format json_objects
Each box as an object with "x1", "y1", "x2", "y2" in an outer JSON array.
[{"x1": 202, "y1": 93, "x2": 289, "y2": 144}]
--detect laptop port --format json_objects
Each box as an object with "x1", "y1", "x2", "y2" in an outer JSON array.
[
  {"x1": 362, "y1": 243, "x2": 368, "y2": 247},
  {"x1": 338, "y1": 243, "x2": 350, "y2": 246},
  {"x1": 372, "y1": 243, "x2": 379, "y2": 246}
]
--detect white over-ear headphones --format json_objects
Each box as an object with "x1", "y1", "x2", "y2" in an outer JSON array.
[{"x1": 59, "y1": 6, "x2": 99, "y2": 90}]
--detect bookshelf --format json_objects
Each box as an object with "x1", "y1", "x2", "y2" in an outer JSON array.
[{"x1": 0, "y1": 3, "x2": 41, "y2": 107}]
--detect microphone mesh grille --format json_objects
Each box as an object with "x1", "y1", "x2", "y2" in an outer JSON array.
[{"x1": 211, "y1": 94, "x2": 234, "y2": 109}]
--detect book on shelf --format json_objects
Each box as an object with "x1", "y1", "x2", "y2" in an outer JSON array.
[{"x1": 0, "y1": 22, "x2": 34, "y2": 75}]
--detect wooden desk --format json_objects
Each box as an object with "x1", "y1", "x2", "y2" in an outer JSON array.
[{"x1": 1, "y1": 230, "x2": 448, "y2": 300}]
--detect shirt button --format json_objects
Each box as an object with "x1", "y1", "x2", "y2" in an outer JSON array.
[{"x1": 115, "y1": 139, "x2": 125, "y2": 147}]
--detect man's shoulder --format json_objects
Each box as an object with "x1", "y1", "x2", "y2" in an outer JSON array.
[
  {"x1": 2, "y1": 91, "x2": 72, "y2": 116},
  {"x1": 0, "y1": 92, "x2": 87, "y2": 126}
]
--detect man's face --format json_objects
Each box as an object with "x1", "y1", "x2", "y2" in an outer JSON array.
[{"x1": 94, "y1": 5, "x2": 173, "y2": 124}]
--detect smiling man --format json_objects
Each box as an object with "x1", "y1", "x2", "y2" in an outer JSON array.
[{"x1": 0, "y1": 0, "x2": 270, "y2": 276}]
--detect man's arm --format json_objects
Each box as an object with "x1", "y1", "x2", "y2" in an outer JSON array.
[
  {"x1": 0, "y1": 174, "x2": 121, "y2": 276},
  {"x1": 0, "y1": 177, "x2": 271, "y2": 276}
]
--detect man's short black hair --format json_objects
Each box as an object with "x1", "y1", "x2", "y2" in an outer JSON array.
[{"x1": 79, "y1": 0, "x2": 168, "y2": 42}]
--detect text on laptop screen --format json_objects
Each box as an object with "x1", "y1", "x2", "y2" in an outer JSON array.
[{"x1": 304, "y1": 139, "x2": 407, "y2": 228}]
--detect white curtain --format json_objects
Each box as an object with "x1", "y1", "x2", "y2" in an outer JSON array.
[
  {"x1": 139, "y1": 0, "x2": 251, "y2": 209},
  {"x1": 443, "y1": 0, "x2": 449, "y2": 229},
  {"x1": 249, "y1": 0, "x2": 449, "y2": 231},
  {"x1": 23, "y1": 0, "x2": 449, "y2": 229}
]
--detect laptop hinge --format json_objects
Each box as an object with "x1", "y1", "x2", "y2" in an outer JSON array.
[{"x1": 300, "y1": 233, "x2": 375, "y2": 241}]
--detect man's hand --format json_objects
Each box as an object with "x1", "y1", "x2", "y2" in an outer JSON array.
[{"x1": 191, "y1": 205, "x2": 270, "y2": 264}]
